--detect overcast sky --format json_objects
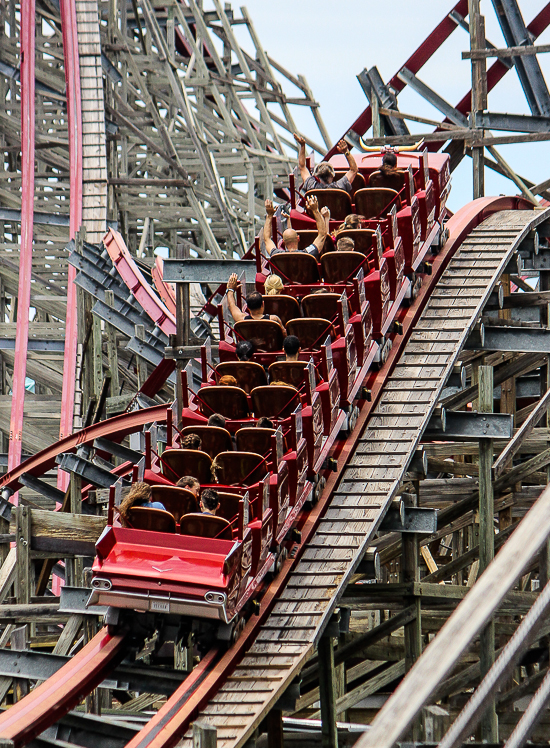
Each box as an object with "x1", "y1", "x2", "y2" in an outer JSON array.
[{"x1": 228, "y1": 1, "x2": 550, "y2": 212}]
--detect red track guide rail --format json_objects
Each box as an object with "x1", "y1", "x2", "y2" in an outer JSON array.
[
  {"x1": 152, "y1": 256, "x2": 177, "y2": 316},
  {"x1": 103, "y1": 229, "x2": 176, "y2": 337},
  {"x1": 0, "y1": 627, "x2": 128, "y2": 748},
  {"x1": 0, "y1": 405, "x2": 169, "y2": 492},
  {"x1": 8, "y1": 0, "x2": 36, "y2": 498},
  {"x1": 121, "y1": 195, "x2": 528, "y2": 748},
  {"x1": 58, "y1": 0, "x2": 84, "y2": 489}
]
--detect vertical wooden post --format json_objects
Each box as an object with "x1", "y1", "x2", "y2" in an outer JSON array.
[
  {"x1": 104, "y1": 290, "x2": 119, "y2": 398},
  {"x1": 539, "y1": 270, "x2": 550, "y2": 583},
  {"x1": 499, "y1": 276, "x2": 515, "y2": 532},
  {"x1": 67, "y1": 473, "x2": 83, "y2": 588},
  {"x1": 318, "y1": 635, "x2": 338, "y2": 748},
  {"x1": 402, "y1": 535, "x2": 422, "y2": 672},
  {"x1": 468, "y1": 0, "x2": 487, "y2": 199},
  {"x1": 266, "y1": 710, "x2": 284, "y2": 748},
  {"x1": 193, "y1": 722, "x2": 217, "y2": 748},
  {"x1": 135, "y1": 324, "x2": 148, "y2": 389},
  {"x1": 478, "y1": 365, "x2": 498, "y2": 742},
  {"x1": 15, "y1": 507, "x2": 30, "y2": 608},
  {"x1": 11, "y1": 626, "x2": 28, "y2": 702},
  {"x1": 92, "y1": 313, "x2": 103, "y2": 400}
]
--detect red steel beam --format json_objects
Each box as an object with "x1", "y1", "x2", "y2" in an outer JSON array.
[
  {"x1": 0, "y1": 627, "x2": 128, "y2": 748},
  {"x1": 8, "y1": 0, "x2": 36, "y2": 502},
  {"x1": 58, "y1": 0, "x2": 83, "y2": 491},
  {"x1": 327, "y1": 2, "x2": 550, "y2": 158},
  {"x1": 325, "y1": 0, "x2": 469, "y2": 158},
  {"x1": 103, "y1": 229, "x2": 176, "y2": 336}
]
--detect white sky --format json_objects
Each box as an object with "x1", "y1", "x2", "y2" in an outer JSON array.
[{"x1": 228, "y1": 1, "x2": 550, "y2": 212}]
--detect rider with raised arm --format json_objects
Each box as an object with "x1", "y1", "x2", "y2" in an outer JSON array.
[
  {"x1": 294, "y1": 133, "x2": 357, "y2": 194},
  {"x1": 263, "y1": 196, "x2": 328, "y2": 258}
]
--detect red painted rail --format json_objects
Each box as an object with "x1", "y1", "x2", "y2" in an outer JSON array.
[
  {"x1": 8, "y1": 0, "x2": 36, "y2": 502},
  {"x1": 58, "y1": 0, "x2": 84, "y2": 491},
  {"x1": 0, "y1": 628, "x2": 128, "y2": 748}
]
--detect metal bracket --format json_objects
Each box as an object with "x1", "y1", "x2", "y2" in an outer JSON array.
[
  {"x1": 163, "y1": 259, "x2": 257, "y2": 284},
  {"x1": 380, "y1": 507, "x2": 437, "y2": 534},
  {"x1": 55, "y1": 453, "x2": 126, "y2": 488},
  {"x1": 59, "y1": 587, "x2": 108, "y2": 616},
  {"x1": 424, "y1": 410, "x2": 513, "y2": 440},
  {"x1": 482, "y1": 325, "x2": 550, "y2": 353}
]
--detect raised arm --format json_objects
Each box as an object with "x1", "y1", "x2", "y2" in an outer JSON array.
[
  {"x1": 321, "y1": 206, "x2": 331, "y2": 234},
  {"x1": 226, "y1": 273, "x2": 245, "y2": 323},
  {"x1": 306, "y1": 195, "x2": 328, "y2": 253},
  {"x1": 294, "y1": 132, "x2": 310, "y2": 183},
  {"x1": 263, "y1": 199, "x2": 277, "y2": 256},
  {"x1": 337, "y1": 139, "x2": 358, "y2": 185}
]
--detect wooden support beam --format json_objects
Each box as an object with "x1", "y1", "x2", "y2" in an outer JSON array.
[
  {"x1": 318, "y1": 635, "x2": 338, "y2": 748},
  {"x1": 353, "y1": 482, "x2": 550, "y2": 748},
  {"x1": 402, "y1": 535, "x2": 422, "y2": 673},
  {"x1": 493, "y1": 389, "x2": 550, "y2": 479},
  {"x1": 15, "y1": 507, "x2": 31, "y2": 607},
  {"x1": 463, "y1": 42, "x2": 550, "y2": 59},
  {"x1": 104, "y1": 290, "x2": 120, "y2": 400},
  {"x1": 265, "y1": 710, "x2": 283, "y2": 748},
  {"x1": 193, "y1": 722, "x2": 217, "y2": 748}
]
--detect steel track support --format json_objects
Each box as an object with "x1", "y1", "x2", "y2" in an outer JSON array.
[
  {"x1": 490, "y1": 0, "x2": 550, "y2": 117},
  {"x1": 318, "y1": 634, "x2": 338, "y2": 748},
  {"x1": 478, "y1": 365, "x2": 498, "y2": 743}
]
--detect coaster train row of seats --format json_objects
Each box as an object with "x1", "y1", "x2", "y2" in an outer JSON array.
[{"x1": 89, "y1": 147, "x2": 452, "y2": 643}]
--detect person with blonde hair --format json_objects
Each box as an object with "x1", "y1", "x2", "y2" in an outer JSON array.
[
  {"x1": 218, "y1": 374, "x2": 238, "y2": 387},
  {"x1": 265, "y1": 274, "x2": 284, "y2": 295},
  {"x1": 334, "y1": 214, "x2": 365, "y2": 236},
  {"x1": 118, "y1": 482, "x2": 165, "y2": 526}
]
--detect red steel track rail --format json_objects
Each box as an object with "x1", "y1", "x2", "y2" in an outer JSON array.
[
  {"x1": 326, "y1": 2, "x2": 550, "y2": 158},
  {"x1": 0, "y1": 627, "x2": 128, "y2": 748},
  {"x1": 0, "y1": 404, "x2": 168, "y2": 493},
  {"x1": 103, "y1": 229, "x2": 176, "y2": 337},
  {"x1": 7, "y1": 0, "x2": 36, "y2": 502},
  {"x1": 58, "y1": 0, "x2": 84, "y2": 490}
]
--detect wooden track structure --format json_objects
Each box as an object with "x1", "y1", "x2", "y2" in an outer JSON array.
[{"x1": 3, "y1": 2, "x2": 550, "y2": 747}]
